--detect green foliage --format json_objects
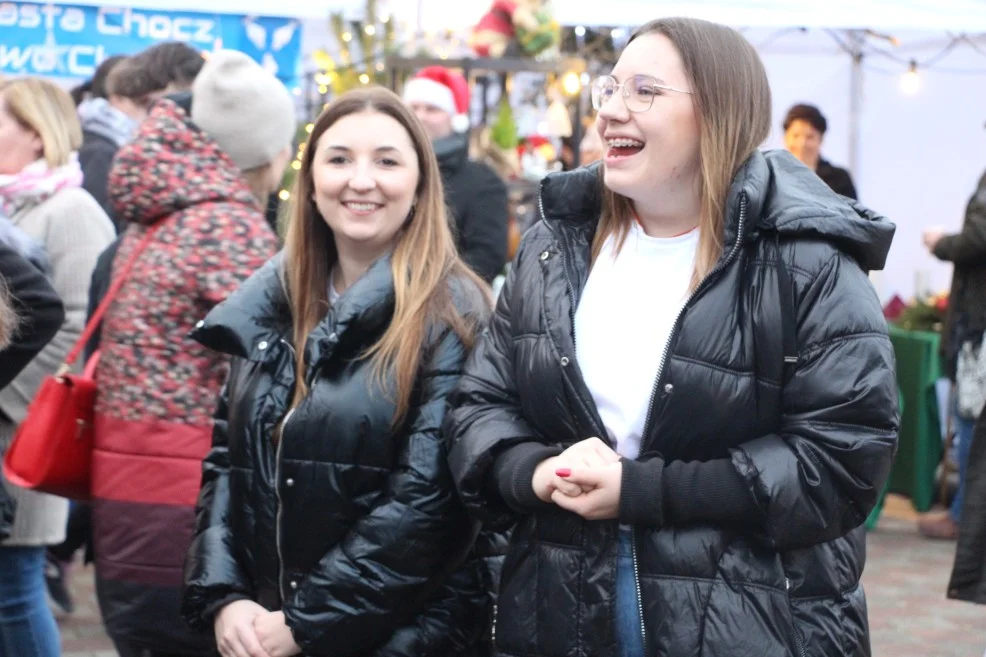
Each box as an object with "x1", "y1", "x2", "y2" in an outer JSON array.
[{"x1": 490, "y1": 100, "x2": 518, "y2": 150}]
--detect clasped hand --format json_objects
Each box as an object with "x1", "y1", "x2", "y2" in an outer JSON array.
[{"x1": 532, "y1": 437, "x2": 623, "y2": 521}]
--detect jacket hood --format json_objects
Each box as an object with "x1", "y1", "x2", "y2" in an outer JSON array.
[
  {"x1": 108, "y1": 99, "x2": 257, "y2": 226},
  {"x1": 78, "y1": 98, "x2": 136, "y2": 148},
  {"x1": 540, "y1": 149, "x2": 895, "y2": 271}
]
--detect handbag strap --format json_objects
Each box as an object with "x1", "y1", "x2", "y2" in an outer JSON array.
[{"x1": 59, "y1": 226, "x2": 160, "y2": 373}]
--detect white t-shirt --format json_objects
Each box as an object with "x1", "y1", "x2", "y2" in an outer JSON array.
[{"x1": 574, "y1": 219, "x2": 699, "y2": 460}]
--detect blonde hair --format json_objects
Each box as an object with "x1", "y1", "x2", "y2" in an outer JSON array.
[
  {"x1": 283, "y1": 86, "x2": 490, "y2": 426},
  {"x1": 242, "y1": 164, "x2": 277, "y2": 208},
  {"x1": 0, "y1": 78, "x2": 82, "y2": 169},
  {"x1": 592, "y1": 18, "x2": 772, "y2": 288}
]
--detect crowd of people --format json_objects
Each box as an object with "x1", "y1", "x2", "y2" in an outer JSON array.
[{"x1": 0, "y1": 13, "x2": 981, "y2": 657}]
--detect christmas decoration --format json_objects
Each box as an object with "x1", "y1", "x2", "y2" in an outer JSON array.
[
  {"x1": 490, "y1": 99, "x2": 519, "y2": 152},
  {"x1": 402, "y1": 67, "x2": 471, "y2": 133},
  {"x1": 471, "y1": 0, "x2": 560, "y2": 59},
  {"x1": 891, "y1": 292, "x2": 949, "y2": 333}
]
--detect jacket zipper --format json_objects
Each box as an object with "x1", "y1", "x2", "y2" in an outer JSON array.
[
  {"x1": 631, "y1": 194, "x2": 749, "y2": 653},
  {"x1": 275, "y1": 338, "x2": 296, "y2": 602},
  {"x1": 786, "y1": 578, "x2": 808, "y2": 657}
]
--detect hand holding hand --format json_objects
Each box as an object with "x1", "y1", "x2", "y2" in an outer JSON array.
[
  {"x1": 215, "y1": 600, "x2": 271, "y2": 657},
  {"x1": 253, "y1": 611, "x2": 302, "y2": 657},
  {"x1": 532, "y1": 437, "x2": 620, "y2": 502},
  {"x1": 550, "y1": 461, "x2": 623, "y2": 521}
]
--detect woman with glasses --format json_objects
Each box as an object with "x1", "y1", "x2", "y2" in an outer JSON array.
[{"x1": 447, "y1": 17, "x2": 898, "y2": 657}]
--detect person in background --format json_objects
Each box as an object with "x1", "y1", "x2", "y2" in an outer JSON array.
[
  {"x1": 783, "y1": 103, "x2": 858, "y2": 200},
  {"x1": 106, "y1": 42, "x2": 204, "y2": 110},
  {"x1": 447, "y1": 17, "x2": 897, "y2": 657},
  {"x1": 44, "y1": 42, "x2": 208, "y2": 617},
  {"x1": 405, "y1": 66, "x2": 509, "y2": 283},
  {"x1": 0, "y1": 77, "x2": 116, "y2": 657},
  {"x1": 72, "y1": 55, "x2": 145, "y2": 229},
  {"x1": 90, "y1": 50, "x2": 290, "y2": 657},
  {"x1": 0, "y1": 243, "x2": 64, "y2": 545},
  {"x1": 183, "y1": 86, "x2": 489, "y2": 657},
  {"x1": 919, "y1": 169, "x2": 986, "y2": 540},
  {"x1": 947, "y1": 403, "x2": 986, "y2": 605}
]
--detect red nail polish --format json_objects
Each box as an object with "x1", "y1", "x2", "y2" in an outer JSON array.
[{"x1": 555, "y1": 468, "x2": 571, "y2": 478}]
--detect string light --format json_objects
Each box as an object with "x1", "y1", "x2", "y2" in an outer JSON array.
[
  {"x1": 561, "y1": 71, "x2": 582, "y2": 96},
  {"x1": 278, "y1": 190, "x2": 291, "y2": 201},
  {"x1": 318, "y1": 85, "x2": 329, "y2": 94},
  {"x1": 574, "y1": 26, "x2": 586, "y2": 37},
  {"x1": 342, "y1": 31, "x2": 352, "y2": 42},
  {"x1": 376, "y1": 62, "x2": 385, "y2": 72},
  {"x1": 291, "y1": 160, "x2": 302, "y2": 170},
  {"x1": 365, "y1": 25, "x2": 376, "y2": 36},
  {"x1": 305, "y1": 123, "x2": 315, "y2": 134},
  {"x1": 900, "y1": 60, "x2": 921, "y2": 95},
  {"x1": 359, "y1": 73, "x2": 370, "y2": 84}
]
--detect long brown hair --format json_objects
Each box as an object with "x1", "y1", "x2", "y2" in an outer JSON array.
[
  {"x1": 592, "y1": 17, "x2": 772, "y2": 288},
  {"x1": 283, "y1": 86, "x2": 490, "y2": 425}
]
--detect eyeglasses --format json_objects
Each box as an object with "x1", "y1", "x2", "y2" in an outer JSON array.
[{"x1": 590, "y1": 74, "x2": 693, "y2": 113}]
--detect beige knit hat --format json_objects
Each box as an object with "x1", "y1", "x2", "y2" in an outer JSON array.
[{"x1": 191, "y1": 50, "x2": 296, "y2": 171}]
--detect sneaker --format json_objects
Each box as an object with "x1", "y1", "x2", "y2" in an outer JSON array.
[
  {"x1": 44, "y1": 553, "x2": 74, "y2": 614},
  {"x1": 917, "y1": 511, "x2": 960, "y2": 540}
]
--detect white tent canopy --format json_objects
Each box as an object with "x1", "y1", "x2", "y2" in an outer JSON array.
[{"x1": 552, "y1": 0, "x2": 986, "y2": 32}]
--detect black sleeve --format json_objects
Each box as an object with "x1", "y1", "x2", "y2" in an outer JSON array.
[
  {"x1": 0, "y1": 243, "x2": 64, "y2": 389},
  {"x1": 459, "y1": 164, "x2": 509, "y2": 283},
  {"x1": 84, "y1": 237, "x2": 122, "y2": 360},
  {"x1": 934, "y1": 175, "x2": 986, "y2": 266},
  {"x1": 829, "y1": 168, "x2": 858, "y2": 201},
  {"x1": 182, "y1": 370, "x2": 255, "y2": 631},
  {"x1": 80, "y1": 142, "x2": 118, "y2": 223}
]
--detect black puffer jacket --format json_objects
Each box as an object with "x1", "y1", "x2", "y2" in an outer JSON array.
[
  {"x1": 436, "y1": 134, "x2": 509, "y2": 283},
  {"x1": 934, "y1": 169, "x2": 986, "y2": 379},
  {"x1": 182, "y1": 254, "x2": 489, "y2": 657},
  {"x1": 446, "y1": 150, "x2": 899, "y2": 657}
]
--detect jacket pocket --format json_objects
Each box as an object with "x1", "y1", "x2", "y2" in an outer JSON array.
[{"x1": 698, "y1": 578, "x2": 798, "y2": 657}]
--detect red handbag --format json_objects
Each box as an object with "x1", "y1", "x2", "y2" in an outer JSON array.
[{"x1": 2, "y1": 227, "x2": 158, "y2": 500}]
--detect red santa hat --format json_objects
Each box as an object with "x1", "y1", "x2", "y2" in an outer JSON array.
[{"x1": 403, "y1": 66, "x2": 471, "y2": 133}]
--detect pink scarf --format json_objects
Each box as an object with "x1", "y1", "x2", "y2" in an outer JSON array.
[{"x1": 0, "y1": 155, "x2": 84, "y2": 218}]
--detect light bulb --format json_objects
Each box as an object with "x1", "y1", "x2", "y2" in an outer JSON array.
[
  {"x1": 561, "y1": 71, "x2": 582, "y2": 96},
  {"x1": 342, "y1": 32, "x2": 352, "y2": 42},
  {"x1": 359, "y1": 73, "x2": 370, "y2": 84},
  {"x1": 278, "y1": 190, "x2": 290, "y2": 201},
  {"x1": 900, "y1": 61, "x2": 921, "y2": 95},
  {"x1": 365, "y1": 25, "x2": 376, "y2": 36}
]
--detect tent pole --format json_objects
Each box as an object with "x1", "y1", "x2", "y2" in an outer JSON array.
[{"x1": 848, "y1": 29, "x2": 864, "y2": 180}]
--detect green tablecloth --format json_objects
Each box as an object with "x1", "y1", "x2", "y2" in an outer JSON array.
[{"x1": 885, "y1": 327, "x2": 943, "y2": 511}]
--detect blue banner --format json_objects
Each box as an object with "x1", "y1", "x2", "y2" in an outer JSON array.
[{"x1": 0, "y1": 2, "x2": 302, "y2": 83}]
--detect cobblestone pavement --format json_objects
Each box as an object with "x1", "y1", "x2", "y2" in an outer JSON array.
[{"x1": 62, "y1": 495, "x2": 986, "y2": 657}]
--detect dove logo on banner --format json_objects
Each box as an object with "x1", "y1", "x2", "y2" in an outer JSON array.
[
  {"x1": 235, "y1": 17, "x2": 301, "y2": 78},
  {"x1": 0, "y1": 2, "x2": 301, "y2": 83}
]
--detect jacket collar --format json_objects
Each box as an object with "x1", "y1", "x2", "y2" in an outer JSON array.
[
  {"x1": 538, "y1": 150, "x2": 893, "y2": 271},
  {"x1": 192, "y1": 251, "x2": 396, "y2": 363}
]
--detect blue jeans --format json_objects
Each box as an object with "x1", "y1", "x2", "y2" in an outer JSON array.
[
  {"x1": 0, "y1": 547, "x2": 60, "y2": 657},
  {"x1": 616, "y1": 530, "x2": 645, "y2": 657},
  {"x1": 951, "y1": 412, "x2": 976, "y2": 522}
]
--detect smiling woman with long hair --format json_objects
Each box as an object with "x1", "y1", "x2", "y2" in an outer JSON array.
[
  {"x1": 447, "y1": 17, "x2": 898, "y2": 657},
  {"x1": 183, "y1": 86, "x2": 491, "y2": 657}
]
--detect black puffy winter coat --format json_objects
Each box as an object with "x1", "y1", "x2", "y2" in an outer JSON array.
[
  {"x1": 182, "y1": 254, "x2": 489, "y2": 657},
  {"x1": 446, "y1": 150, "x2": 900, "y2": 657}
]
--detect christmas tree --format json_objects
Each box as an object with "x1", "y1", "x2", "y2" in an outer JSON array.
[{"x1": 490, "y1": 99, "x2": 519, "y2": 151}]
